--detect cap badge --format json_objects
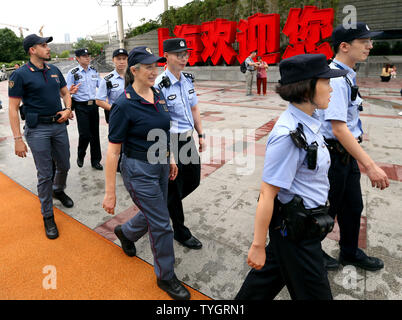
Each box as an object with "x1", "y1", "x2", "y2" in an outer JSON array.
[
  {"x1": 146, "y1": 47, "x2": 152, "y2": 54},
  {"x1": 180, "y1": 41, "x2": 185, "y2": 47},
  {"x1": 366, "y1": 25, "x2": 370, "y2": 31},
  {"x1": 119, "y1": 49, "x2": 123, "y2": 53}
]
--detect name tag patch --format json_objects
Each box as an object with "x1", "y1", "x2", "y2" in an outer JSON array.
[
  {"x1": 188, "y1": 89, "x2": 195, "y2": 94},
  {"x1": 167, "y1": 94, "x2": 176, "y2": 100}
]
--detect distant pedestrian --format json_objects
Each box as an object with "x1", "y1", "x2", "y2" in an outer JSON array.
[
  {"x1": 380, "y1": 63, "x2": 391, "y2": 82},
  {"x1": 256, "y1": 56, "x2": 268, "y2": 95},
  {"x1": 245, "y1": 51, "x2": 258, "y2": 96},
  {"x1": 390, "y1": 65, "x2": 397, "y2": 79}
]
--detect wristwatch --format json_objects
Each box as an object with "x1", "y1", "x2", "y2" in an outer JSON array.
[{"x1": 198, "y1": 133, "x2": 206, "y2": 139}]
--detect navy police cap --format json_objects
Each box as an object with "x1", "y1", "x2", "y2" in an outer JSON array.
[
  {"x1": 113, "y1": 48, "x2": 128, "y2": 57},
  {"x1": 23, "y1": 34, "x2": 53, "y2": 53},
  {"x1": 279, "y1": 54, "x2": 348, "y2": 85},
  {"x1": 127, "y1": 46, "x2": 166, "y2": 66},
  {"x1": 75, "y1": 48, "x2": 90, "y2": 57},
  {"x1": 163, "y1": 38, "x2": 192, "y2": 53},
  {"x1": 332, "y1": 22, "x2": 383, "y2": 48}
]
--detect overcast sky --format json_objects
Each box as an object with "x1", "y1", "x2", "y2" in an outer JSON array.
[{"x1": 0, "y1": 0, "x2": 193, "y2": 43}]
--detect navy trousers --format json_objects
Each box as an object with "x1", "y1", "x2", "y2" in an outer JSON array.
[
  {"x1": 24, "y1": 123, "x2": 70, "y2": 218},
  {"x1": 327, "y1": 151, "x2": 364, "y2": 258},
  {"x1": 120, "y1": 155, "x2": 175, "y2": 281},
  {"x1": 235, "y1": 203, "x2": 333, "y2": 300}
]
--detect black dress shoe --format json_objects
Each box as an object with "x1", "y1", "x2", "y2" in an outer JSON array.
[
  {"x1": 322, "y1": 250, "x2": 340, "y2": 270},
  {"x1": 53, "y1": 191, "x2": 74, "y2": 208},
  {"x1": 157, "y1": 275, "x2": 191, "y2": 300},
  {"x1": 114, "y1": 225, "x2": 136, "y2": 257},
  {"x1": 43, "y1": 216, "x2": 59, "y2": 239},
  {"x1": 92, "y1": 163, "x2": 103, "y2": 170},
  {"x1": 77, "y1": 158, "x2": 84, "y2": 168},
  {"x1": 176, "y1": 236, "x2": 202, "y2": 250},
  {"x1": 339, "y1": 248, "x2": 384, "y2": 271}
]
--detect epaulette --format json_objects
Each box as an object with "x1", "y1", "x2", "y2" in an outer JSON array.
[
  {"x1": 90, "y1": 65, "x2": 97, "y2": 72},
  {"x1": 71, "y1": 67, "x2": 79, "y2": 74},
  {"x1": 104, "y1": 73, "x2": 114, "y2": 81},
  {"x1": 183, "y1": 72, "x2": 195, "y2": 82}
]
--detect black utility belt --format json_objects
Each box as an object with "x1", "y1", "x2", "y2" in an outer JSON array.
[
  {"x1": 25, "y1": 112, "x2": 66, "y2": 128},
  {"x1": 73, "y1": 100, "x2": 96, "y2": 106},
  {"x1": 124, "y1": 148, "x2": 170, "y2": 162},
  {"x1": 38, "y1": 114, "x2": 63, "y2": 124},
  {"x1": 324, "y1": 136, "x2": 362, "y2": 165},
  {"x1": 275, "y1": 196, "x2": 334, "y2": 243}
]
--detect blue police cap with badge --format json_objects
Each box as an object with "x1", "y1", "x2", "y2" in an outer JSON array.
[
  {"x1": 127, "y1": 46, "x2": 166, "y2": 66},
  {"x1": 23, "y1": 34, "x2": 53, "y2": 53},
  {"x1": 332, "y1": 22, "x2": 383, "y2": 48},
  {"x1": 75, "y1": 48, "x2": 90, "y2": 57},
  {"x1": 113, "y1": 48, "x2": 128, "y2": 57},
  {"x1": 279, "y1": 54, "x2": 348, "y2": 85},
  {"x1": 163, "y1": 38, "x2": 192, "y2": 53}
]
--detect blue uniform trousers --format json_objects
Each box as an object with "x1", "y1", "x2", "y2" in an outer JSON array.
[
  {"x1": 168, "y1": 133, "x2": 200, "y2": 242},
  {"x1": 235, "y1": 201, "x2": 333, "y2": 300},
  {"x1": 120, "y1": 155, "x2": 175, "y2": 281},
  {"x1": 327, "y1": 151, "x2": 364, "y2": 258},
  {"x1": 24, "y1": 123, "x2": 70, "y2": 218}
]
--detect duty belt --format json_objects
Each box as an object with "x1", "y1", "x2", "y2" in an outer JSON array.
[
  {"x1": 324, "y1": 136, "x2": 362, "y2": 165},
  {"x1": 124, "y1": 147, "x2": 170, "y2": 162},
  {"x1": 72, "y1": 99, "x2": 96, "y2": 106},
  {"x1": 38, "y1": 114, "x2": 61, "y2": 124}
]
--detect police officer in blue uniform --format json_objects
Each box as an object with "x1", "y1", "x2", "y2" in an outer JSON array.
[
  {"x1": 235, "y1": 54, "x2": 348, "y2": 300},
  {"x1": 66, "y1": 48, "x2": 103, "y2": 170},
  {"x1": 317, "y1": 23, "x2": 389, "y2": 271},
  {"x1": 96, "y1": 48, "x2": 128, "y2": 123},
  {"x1": 102, "y1": 46, "x2": 190, "y2": 300},
  {"x1": 8, "y1": 34, "x2": 74, "y2": 239},
  {"x1": 155, "y1": 38, "x2": 206, "y2": 250},
  {"x1": 95, "y1": 48, "x2": 128, "y2": 172}
]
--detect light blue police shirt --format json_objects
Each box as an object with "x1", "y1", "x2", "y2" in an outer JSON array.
[
  {"x1": 154, "y1": 68, "x2": 198, "y2": 134},
  {"x1": 66, "y1": 65, "x2": 100, "y2": 102},
  {"x1": 95, "y1": 69, "x2": 125, "y2": 105},
  {"x1": 316, "y1": 59, "x2": 363, "y2": 140},
  {"x1": 262, "y1": 104, "x2": 331, "y2": 209}
]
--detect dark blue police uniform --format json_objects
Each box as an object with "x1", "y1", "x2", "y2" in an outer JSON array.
[{"x1": 9, "y1": 61, "x2": 72, "y2": 220}]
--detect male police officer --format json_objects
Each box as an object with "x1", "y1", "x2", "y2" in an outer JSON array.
[
  {"x1": 8, "y1": 34, "x2": 73, "y2": 239},
  {"x1": 96, "y1": 48, "x2": 128, "y2": 172},
  {"x1": 155, "y1": 38, "x2": 206, "y2": 250},
  {"x1": 317, "y1": 23, "x2": 389, "y2": 271},
  {"x1": 96, "y1": 48, "x2": 128, "y2": 124},
  {"x1": 67, "y1": 48, "x2": 102, "y2": 170}
]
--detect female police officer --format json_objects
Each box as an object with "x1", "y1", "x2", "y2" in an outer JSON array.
[
  {"x1": 102, "y1": 46, "x2": 190, "y2": 300},
  {"x1": 235, "y1": 54, "x2": 348, "y2": 300}
]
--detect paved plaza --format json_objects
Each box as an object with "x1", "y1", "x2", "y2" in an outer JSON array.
[{"x1": 0, "y1": 73, "x2": 401, "y2": 300}]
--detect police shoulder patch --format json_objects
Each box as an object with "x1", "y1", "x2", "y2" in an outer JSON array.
[{"x1": 104, "y1": 73, "x2": 114, "y2": 81}]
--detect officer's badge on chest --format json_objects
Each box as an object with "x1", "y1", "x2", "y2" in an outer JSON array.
[
  {"x1": 51, "y1": 74, "x2": 60, "y2": 83},
  {"x1": 159, "y1": 100, "x2": 168, "y2": 112}
]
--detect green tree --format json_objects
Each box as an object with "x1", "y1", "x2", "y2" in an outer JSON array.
[
  {"x1": 73, "y1": 39, "x2": 105, "y2": 57},
  {"x1": 0, "y1": 28, "x2": 27, "y2": 62}
]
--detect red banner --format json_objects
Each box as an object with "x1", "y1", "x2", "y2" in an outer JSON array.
[{"x1": 158, "y1": 6, "x2": 334, "y2": 65}]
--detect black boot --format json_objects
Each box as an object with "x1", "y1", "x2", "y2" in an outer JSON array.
[
  {"x1": 114, "y1": 225, "x2": 136, "y2": 257},
  {"x1": 157, "y1": 275, "x2": 191, "y2": 300},
  {"x1": 53, "y1": 191, "x2": 74, "y2": 208},
  {"x1": 43, "y1": 216, "x2": 59, "y2": 239}
]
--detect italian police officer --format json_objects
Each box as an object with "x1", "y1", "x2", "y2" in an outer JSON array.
[
  {"x1": 102, "y1": 46, "x2": 190, "y2": 300},
  {"x1": 235, "y1": 54, "x2": 348, "y2": 300},
  {"x1": 66, "y1": 48, "x2": 103, "y2": 170},
  {"x1": 317, "y1": 23, "x2": 389, "y2": 271},
  {"x1": 155, "y1": 38, "x2": 206, "y2": 250},
  {"x1": 8, "y1": 34, "x2": 74, "y2": 239}
]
